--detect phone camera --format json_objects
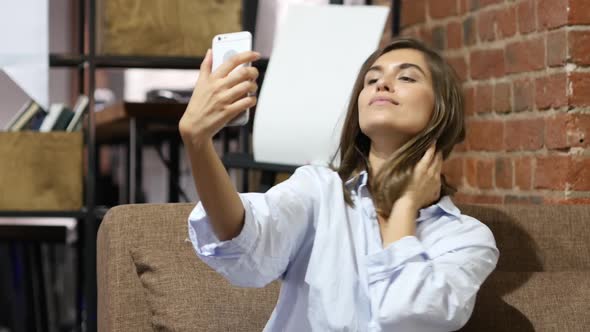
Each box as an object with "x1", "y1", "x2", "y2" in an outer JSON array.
[{"x1": 218, "y1": 36, "x2": 221, "y2": 41}]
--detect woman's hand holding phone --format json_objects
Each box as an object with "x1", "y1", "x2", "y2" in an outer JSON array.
[{"x1": 179, "y1": 49, "x2": 260, "y2": 149}]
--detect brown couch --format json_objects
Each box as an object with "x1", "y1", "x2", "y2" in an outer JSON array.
[{"x1": 97, "y1": 203, "x2": 590, "y2": 331}]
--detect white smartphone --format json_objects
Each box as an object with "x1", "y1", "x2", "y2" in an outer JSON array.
[{"x1": 212, "y1": 31, "x2": 253, "y2": 127}]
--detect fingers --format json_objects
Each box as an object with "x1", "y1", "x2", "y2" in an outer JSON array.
[
  {"x1": 198, "y1": 49, "x2": 212, "y2": 80},
  {"x1": 218, "y1": 80, "x2": 258, "y2": 104},
  {"x1": 416, "y1": 142, "x2": 437, "y2": 173},
  {"x1": 219, "y1": 96, "x2": 257, "y2": 122},
  {"x1": 221, "y1": 66, "x2": 259, "y2": 89},
  {"x1": 430, "y1": 151, "x2": 443, "y2": 175},
  {"x1": 212, "y1": 51, "x2": 261, "y2": 79}
]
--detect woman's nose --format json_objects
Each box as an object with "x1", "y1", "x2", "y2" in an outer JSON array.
[{"x1": 376, "y1": 78, "x2": 391, "y2": 91}]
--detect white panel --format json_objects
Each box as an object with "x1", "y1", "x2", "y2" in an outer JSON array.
[
  {"x1": 253, "y1": 4, "x2": 389, "y2": 166},
  {"x1": 0, "y1": 0, "x2": 49, "y2": 109}
]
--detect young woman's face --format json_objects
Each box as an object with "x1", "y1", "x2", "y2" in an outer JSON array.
[{"x1": 358, "y1": 48, "x2": 435, "y2": 142}]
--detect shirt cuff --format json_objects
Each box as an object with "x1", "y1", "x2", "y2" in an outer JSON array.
[
  {"x1": 188, "y1": 195, "x2": 257, "y2": 258},
  {"x1": 366, "y1": 235, "x2": 428, "y2": 284}
]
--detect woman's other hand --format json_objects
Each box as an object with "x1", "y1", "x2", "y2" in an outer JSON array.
[
  {"x1": 398, "y1": 142, "x2": 443, "y2": 211},
  {"x1": 179, "y1": 49, "x2": 260, "y2": 148}
]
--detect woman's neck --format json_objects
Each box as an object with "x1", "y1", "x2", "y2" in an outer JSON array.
[{"x1": 368, "y1": 137, "x2": 405, "y2": 174}]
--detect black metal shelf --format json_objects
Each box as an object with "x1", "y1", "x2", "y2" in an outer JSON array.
[
  {"x1": 222, "y1": 153, "x2": 299, "y2": 173},
  {"x1": 0, "y1": 206, "x2": 109, "y2": 219},
  {"x1": 0, "y1": 210, "x2": 87, "y2": 218},
  {"x1": 50, "y1": 53, "x2": 269, "y2": 71},
  {"x1": 0, "y1": 224, "x2": 74, "y2": 243}
]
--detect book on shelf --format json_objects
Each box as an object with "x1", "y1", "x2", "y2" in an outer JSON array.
[
  {"x1": 3, "y1": 100, "x2": 33, "y2": 130},
  {"x1": 4, "y1": 100, "x2": 45, "y2": 131},
  {"x1": 66, "y1": 95, "x2": 89, "y2": 132},
  {"x1": 39, "y1": 104, "x2": 74, "y2": 132}
]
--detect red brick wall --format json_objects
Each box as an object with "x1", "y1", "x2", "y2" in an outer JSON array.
[{"x1": 375, "y1": 0, "x2": 590, "y2": 205}]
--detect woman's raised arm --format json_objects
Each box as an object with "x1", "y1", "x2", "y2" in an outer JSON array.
[{"x1": 179, "y1": 49, "x2": 260, "y2": 241}]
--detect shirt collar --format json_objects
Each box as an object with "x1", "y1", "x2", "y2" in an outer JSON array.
[
  {"x1": 345, "y1": 170, "x2": 462, "y2": 221},
  {"x1": 345, "y1": 170, "x2": 369, "y2": 191}
]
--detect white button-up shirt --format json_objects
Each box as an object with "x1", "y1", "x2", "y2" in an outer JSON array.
[{"x1": 188, "y1": 165, "x2": 499, "y2": 331}]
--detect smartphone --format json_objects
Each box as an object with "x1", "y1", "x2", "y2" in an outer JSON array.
[{"x1": 212, "y1": 31, "x2": 253, "y2": 127}]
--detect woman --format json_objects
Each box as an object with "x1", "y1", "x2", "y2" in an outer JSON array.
[{"x1": 179, "y1": 37, "x2": 499, "y2": 331}]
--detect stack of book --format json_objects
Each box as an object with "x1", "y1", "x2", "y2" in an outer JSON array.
[{"x1": 3, "y1": 95, "x2": 89, "y2": 132}]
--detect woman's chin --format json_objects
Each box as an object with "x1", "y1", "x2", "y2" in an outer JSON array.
[{"x1": 360, "y1": 122, "x2": 417, "y2": 137}]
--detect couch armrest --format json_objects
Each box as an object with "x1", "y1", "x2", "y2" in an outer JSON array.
[{"x1": 98, "y1": 204, "x2": 182, "y2": 331}]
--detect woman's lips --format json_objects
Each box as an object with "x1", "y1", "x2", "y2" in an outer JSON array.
[{"x1": 369, "y1": 97, "x2": 399, "y2": 106}]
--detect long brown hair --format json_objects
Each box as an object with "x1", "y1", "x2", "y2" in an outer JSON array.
[{"x1": 329, "y1": 37, "x2": 465, "y2": 218}]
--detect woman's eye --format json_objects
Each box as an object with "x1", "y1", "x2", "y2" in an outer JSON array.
[
  {"x1": 400, "y1": 76, "x2": 416, "y2": 82},
  {"x1": 367, "y1": 78, "x2": 378, "y2": 85}
]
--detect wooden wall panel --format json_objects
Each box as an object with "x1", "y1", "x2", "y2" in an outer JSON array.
[{"x1": 97, "y1": 0, "x2": 242, "y2": 56}]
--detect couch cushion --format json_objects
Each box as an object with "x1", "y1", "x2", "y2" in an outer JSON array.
[
  {"x1": 131, "y1": 243, "x2": 280, "y2": 332},
  {"x1": 462, "y1": 271, "x2": 590, "y2": 331}
]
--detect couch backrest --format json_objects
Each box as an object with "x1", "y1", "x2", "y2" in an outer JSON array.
[
  {"x1": 459, "y1": 204, "x2": 590, "y2": 272},
  {"x1": 98, "y1": 202, "x2": 590, "y2": 331}
]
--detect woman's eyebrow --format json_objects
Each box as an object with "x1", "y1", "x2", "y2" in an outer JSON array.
[
  {"x1": 367, "y1": 65, "x2": 383, "y2": 73},
  {"x1": 367, "y1": 63, "x2": 427, "y2": 76},
  {"x1": 399, "y1": 63, "x2": 426, "y2": 76}
]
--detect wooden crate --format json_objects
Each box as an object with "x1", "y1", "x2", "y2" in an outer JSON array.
[
  {"x1": 0, "y1": 132, "x2": 83, "y2": 211},
  {"x1": 97, "y1": 0, "x2": 242, "y2": 57}
]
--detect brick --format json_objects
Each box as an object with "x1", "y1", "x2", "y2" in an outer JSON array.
[
  {"x1": 495, "y1": 157, "x2": 513, "y2": 189},
  {"x1": 505, "y1": 37, "x2": 546, "y2": 74},
  {"x1": 547, "y1": 29, "x2": 568, "y2": 67},
  {"x1": 480, "y1": 0, "x2": 503, "y2": 6},
  {"x1": 474, "y1": 84, "x2": 493, "y2": 113},
  {"x1": 454, "y1": 141, "x2": 468, "y2": 152},
  {"x1": 504, "y1": 118, "x2": 544, "y2": 151},
  {"x1": 493, "y1": 82, "x2": 512, "y2": 113},
  {"x1": 443, "y1": 157, "x2": 464, "y2": 188},
  {"x1": 463, "y1": 16, "x2": 477, "y2": 46},
  {"x1": 459, "y1": 0, "x2": 470, "y2": 14},
  {"x1": 569, "y1": 158, "x2": 590, "y2": 190},
  {"x1": 446, "y1": 21, "x2": 463, "y2": 49},
  {"x1": 419, "y1": 27, "x2": 434, "y2": 47},
  {"x1": 505, "y1": 195, "x2": 543, "y2": 205},
  {"x1": 569, "y1": 31, "x2": 590, "y2": 66},
  {"x1": 470, "y1": 49, "x2": 505, "y2": 79},
  {"x1": 478, "y1": 9, "x2": 496, "y2": 42},
  {"x1": 497, "y1": 6, "x2": 517, "y2": 38},
  {"x1": 513, "y1": 78, "x2": 535, "y2": 112},
  {"x1": 535, "y1": 73, "x2": 567, "y2": 110},
  {"x1": 517, "y1": 0, "x2": 536, "y2": 34},
  {"x1": 569, "y1": 0, "x2": 590, "y2": 24},
  {"x1": 464, "y1": 86, "x2": 475, "y2": 115},
  {"x1": 477, "y1": 159, "x2": 494, "y2": 189},
  {"x1": 544, "y1": 197, "x2": 590, "y2": 205},
  {"x1": 454, "y1": 192, "x2": 504, "y2": 204},
  {"x1": 537, "y1": 0, "x2": 568, "y2": 30},
  {"x1": 534, "y1": 155, "x2": 570, "y2": 190},
  {"x1": 432, "y1": 26, "x2": 446, "y2": 50},
  {"x1": 401, "y1": 0, "x2": 426, "y2": 27},
  {"x1": 447, "y1": 55, "x2": 467, "y2": 82},
  {"x1": 429, "y1": 0, "x2": 457, "y2": 19},
  {"x1": 545, "y1": 113, "x2": 590, "y2": 149},
  {"x1": 465, "y1": 157, "x2": 478, "y2": 187},
  {"x1": 467, "y1": 119, "x2": 504, "y2": 151},
  {"x1": 570, "y1": 72, "x2": 590, "y2": 107},
  {"x1": 514, "y1": 156, "x2": 533, "y2": 190}
]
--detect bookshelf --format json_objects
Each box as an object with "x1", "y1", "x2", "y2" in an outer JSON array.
[{"x1": 50, "y1": 2, "x2": 260, "y2": 331}]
